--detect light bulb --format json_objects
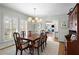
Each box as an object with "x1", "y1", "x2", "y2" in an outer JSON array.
[
  {"x1": 39, "y1": 19, "x2": 42, "y2": 22},
  {"x1": 36, "y1": 18, "x2": 42, "y2": 23},
  {"x1": 35, "y1": 17, "x2": 38, "y2": 20},
  {"x1": 32, "y1": 20, "x2": 35, "y2": 23},
  {"x1": 28, "y1": 17, "x2": 32, "y2": 22}
]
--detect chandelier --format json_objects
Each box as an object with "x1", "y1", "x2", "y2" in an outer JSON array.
[{"x1": 28, "y1": 8, "x2": 42, "y2": 23}]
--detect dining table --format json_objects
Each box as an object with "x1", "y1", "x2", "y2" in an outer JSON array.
[{"x1": 20, "y1": 33, "x2": 40, "y2": 54}]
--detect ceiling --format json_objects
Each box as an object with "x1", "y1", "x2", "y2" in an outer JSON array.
[{"x1": 1, "y1": 3, "x2": 76, "y2": 17}]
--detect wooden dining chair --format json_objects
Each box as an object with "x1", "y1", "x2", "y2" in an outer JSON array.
[
  {"x1": 21, "y1": 31, "x2": 26, "y2": 38},
  {"x1": 44, "y1": 32, "x2": 48, "y2": 47},
  {"x1": 40, "y1": 33, "x2": 46, "y2": 50},
  {"x1": 40, "y1": 32, "x2": 48, "y2": 51},
  {"x1": 13, "y1": 32, "x2": 30, "y2": 55},
  {"x1": 65, "y1": 34, "x2": 72, "y2": 41},
  {"x1": 30, "y1": 38, "x2": 42, "y2": 55}
]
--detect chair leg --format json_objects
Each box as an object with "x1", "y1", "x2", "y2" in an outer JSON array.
[
  {"x1": 16, "y1": 49, "x2": 18, "y2": 55},
  {"x1": 42, "y1": 44, "x2": 44, "y2": 51},
  {"x1": 29, "y1": 48, "x2": 32, "y2": 54},
  {"x1": 44, "y1": 43, "x2": 46, "y2": 49},
  {"x1": 45, "y1": 41, "x2": 47, "y2": 47},
  {"x1": 31, "y1": 48, "x2": 34, "y2": 55},
  {"x1": 41, "y1": 46, "x2": 43, "y2": 52},
  {"x1": 37, "y1": 48, "x2": 39, "y2": 55},
  {"x1": 45, "y1": 42, "x2": 46, "y2": 47},
  {"x1": 43, "y1": 44, "x2": 44, "y2": 49},
  {"x1": 29, "y1": 48, "x2": 34, "y2": 55},
  {"x1": 20, "y1": 50, "x2": 22, "y2": 55}
]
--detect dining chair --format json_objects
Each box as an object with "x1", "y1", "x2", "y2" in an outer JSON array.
[
  {"x1": 13, "y1": 32, "x2": 30, "y2": 55},
  {"x1": 65, "y1": 34, "x2": 72, "y2": 41},
  {"x1": 20, "y1": 31, "x2": 28, "y2": 44},
  {"x1": 40, "y1": 32, "x2": 46, "y2": 50},
  {"x1": 30, "y1": 38, "x2": 42, "y2": 55},
  {"x1": 44, "y1": 32, "x2": 48, "y2": 47},
  {"x1": 40, "y1": 32, "x2": 48, "y2": 51},
  {"x1": 28, "y1": 31, "x2": 32, "y2": 37},
  {"x1": 21, "y1": 31, "x2": 26, "y2": 38}
]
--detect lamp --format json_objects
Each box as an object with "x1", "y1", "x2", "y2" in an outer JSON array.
[{"x1": 28, "y1": 8, "x2": 42, "y2": 23}]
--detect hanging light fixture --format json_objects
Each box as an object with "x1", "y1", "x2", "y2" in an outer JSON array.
[{"x1": 28, "y1": 8, "x2": 42, "y2": 23}]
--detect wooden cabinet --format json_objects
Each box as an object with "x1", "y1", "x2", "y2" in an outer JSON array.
[
  {"x1": 66, "y1": 4, "x2": 79, "y2": 55},
  {"x1": 68, "y1": 5, "x2": 77, "y2": 32}
]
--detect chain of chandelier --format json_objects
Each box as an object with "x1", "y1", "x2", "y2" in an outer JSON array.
[{"x1": 28, "y1": 8, "x2": 42, "y2": 23}]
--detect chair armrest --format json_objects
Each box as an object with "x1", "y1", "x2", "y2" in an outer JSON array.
[{"x1": 17, "y1": 37, "x2": 30, "y2": 45}]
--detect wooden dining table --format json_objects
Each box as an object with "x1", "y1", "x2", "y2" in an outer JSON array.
[{"x1": 20, "y1": 33, "x2": 40, "y2": 54}]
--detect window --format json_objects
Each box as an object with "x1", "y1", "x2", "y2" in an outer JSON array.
[
  {"x1": 3, "y1": 16, "x2": 27, "y2": 42},
  {"x1": 3, "y1": 16, "x2": 18, "y2": 42},
  {"x1": 3, "y1": 16, "x2": 12, "y2": 41}
]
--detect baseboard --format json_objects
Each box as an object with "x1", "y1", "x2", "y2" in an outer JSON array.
[
  {"x1": 0, "y1": 44, "x2": 14, "y2": 50},
  {"x1": 0, "y1": 40, "x2": 14, "y2": 50}
]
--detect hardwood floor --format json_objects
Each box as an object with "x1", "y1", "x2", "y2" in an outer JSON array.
[
  {"x1": 54, "y1": 37, "x2": 65, "y2": 55},
  {"x1": 58, "y1": 42, "x2": 65, "y2": 55}
]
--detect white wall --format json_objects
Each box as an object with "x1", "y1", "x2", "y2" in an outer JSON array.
[
  {"x1": 40, "y1": 14, "x2": 69, "y2": 42},
  {"x1": 58, "y1": 15, "x2": 69, "y2": 42},
  {"x1": 53, "y1": 15, "x2": 69, "y2": 42}
]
